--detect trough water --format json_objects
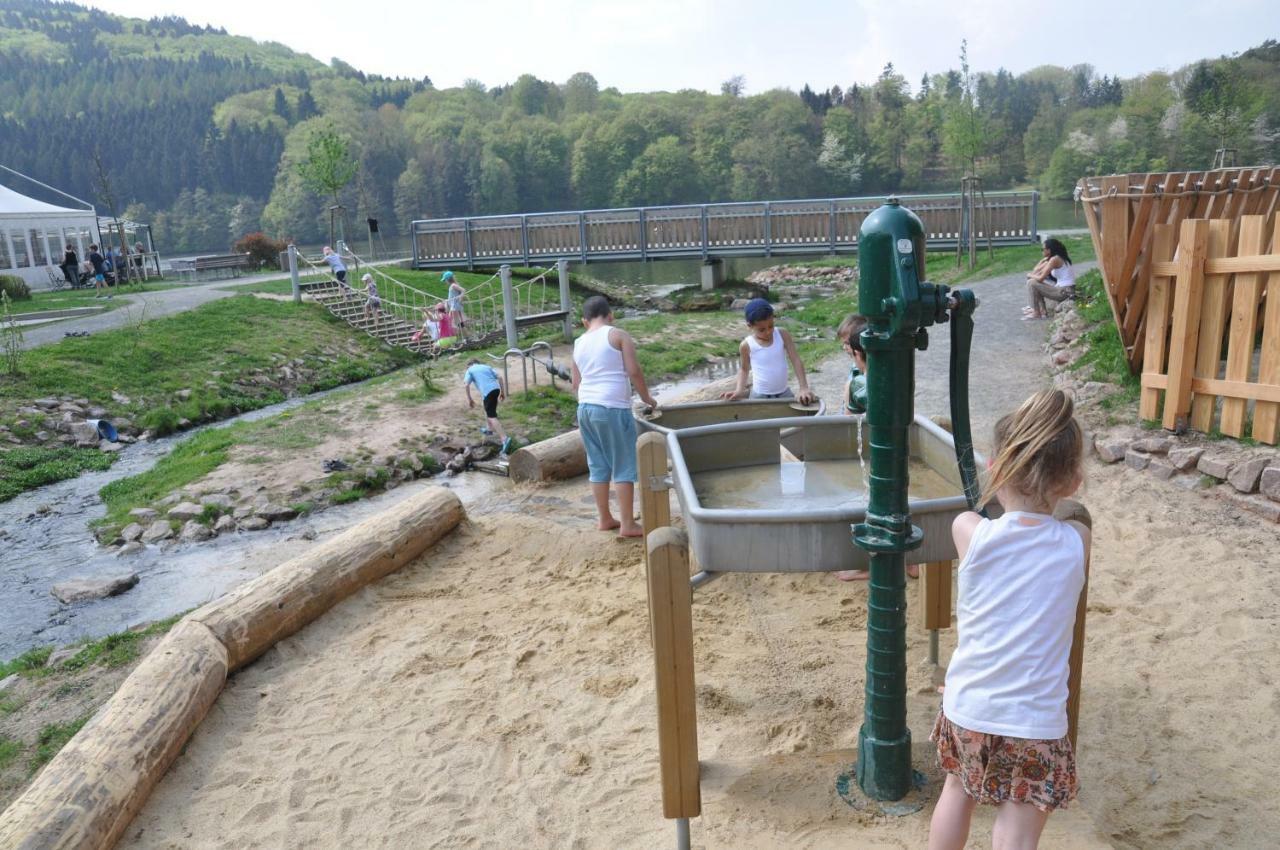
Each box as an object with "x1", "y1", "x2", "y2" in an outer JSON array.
[
  {"x1": 0, "y1": 387, "x2": 502, "y2": 661},
  {"x1": 694, "y1": 457, "x2": 956, "y2": 511}
]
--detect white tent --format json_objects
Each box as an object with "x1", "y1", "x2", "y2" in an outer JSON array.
[{"x1": 0, "y1": 180, "x2": 99, "y2": 291}]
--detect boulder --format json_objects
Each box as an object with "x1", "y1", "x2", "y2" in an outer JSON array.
[
  {"x1": 239, "y1": 516, "x2": 270, "y2": 531},
  {"x1": 1132, "y1": 437, "x2": 1172, "y2": 454},
  {"x1": 141, "y1": 520, "x2": 174, "y2": 544},
  {"x1": 1228, "y1": 493, "x2": 1280, "y2": 524},
  {"x1": 120, "y1": 522, "x2": 145, "y2": 543},
  {"x1": 1228, "y1": 456, "x2": 1271, "y2": 494},
  {"x1": 213, "y1": 514, "x2": 237, "y2": 534},
  {"x1": 128, "y1": 507, "x2": 159, "y2": 522},
  {"x1": 1261, "y1": 467, "x2": 1280, "y2": 503},
  {"x1": 167, "y1": 501, "x2": 204, "y2": 521},
  {"x1": 99, "y1": 440, "x2": 126, "y2": 452},
  {"x1": 1147, "y1": 461, "x2": 1178, "y2": 481},
  {"x1": 179, "y1": 520, "x2": 214, "y2": 542},
  {"x1": 34, "y1": 398, "x2": 59, "y2": 410},
  {"x1": 1167, "y1": 447, "x2": 1204, "y2": 471},
  {"x1": 175, "y1": 389, "x2": 193, "y2": 401},
  {"x1": 1125, "y1": 449, "x2": 1152, "y2": 471},
  {"x1": 232, "y1": 505, "x2": 255, "y2": 520},
  {"x1": 51, "y1": 573, "x2": 139, "y2": 604},
  {"x1": 45, "y1": 647, "x2": 77, "y2": 667},
  {"x1": 1197, "y1": 455, "x2": 1233, "y2": 480},
  {"x1": 1095, "y1": 439, "x2": 1129, "y2": 464},
  {"x1": 71, "y1": 421, "x2": 100, "y2": 447},
  {"x1": 257, "y1": 503, "x2": 298, "y2": 522},
  {"x1": 200, "y1": 493, "x2": 234, "y2": 510},
  {"x1": 116, "y1": 542, "x2": 144, "y2": 557},
  {"x1": 0, "y1": 673, "x2": 18, "y2": 694}
]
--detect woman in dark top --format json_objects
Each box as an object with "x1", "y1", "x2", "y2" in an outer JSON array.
[{"x1": 61, "y1": 244, "x2": 79, "y2": 288}]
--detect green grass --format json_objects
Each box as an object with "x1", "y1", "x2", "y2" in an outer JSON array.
[
  {"x1": 1069, "y1": 269, "x2": 1141, "y2": 409},
  {"x1": 503, "y1": 385, "x2": 579, "y2": 444},
  {"x1": 97, "y1": 425, "x2": 244, "y2": 533},
  {"x1": 0, "y1": 647, "x2": 51, "y2": 680},
  {"x1": 808, "y1": 236, "x2": 1096, "y2": 288},
  {"x1": 0, "y1": 737, "x2": 19, "y2": 772},
  {"x1": 57, "y1": 615, "x2": 183, "y2": 673},
  {"x1": 0, "y1": 446, "x2": 116, "y2": 503},
  {"x1": 28, "y1": 716, "x2": 90, "y2": 774},
  {"x1": 617, "y1": 312, "x2": 743, "y2": 378},
  {"x1": 0, "y1": 296, "x2": 416, "y2": 438}
]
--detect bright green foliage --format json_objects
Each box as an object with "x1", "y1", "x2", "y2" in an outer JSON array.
[
  {"x1": 295, "y1": 128, "x2": 359, "y2": 205},
  {"x1": 0, "y1": 447, "x2": 116, "y2": 503}
]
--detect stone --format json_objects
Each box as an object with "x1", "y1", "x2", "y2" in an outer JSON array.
[
  {"x1": 128, "y1": 507, "x2": 159, "y2": 522},
  {"x1": 1147, "y1": 461, "x2": 1178, "y2": 481},
  {"x1": 34, "y1": 398, "x2": 59, "y2": 410},
  {"x1": 1261, "y1": 468, "x2": 1280, "y2": 503},
  {"x1": 71, "y1": 421, "x2": 100, "y2": 447},
  {"x1": 111, "y1": 391, "x2": 131, "y2": 405},
  {"x1": 177, "y1": 418, "x2": 192, "y2": 428},
  {"x1": 87, "y1": 406, "x2": 108, "y2": 419},
  {"x1": 1132, "y1": 437, "x2": 1172, "y2": 454},
  {"x1": 175, "y1": 389, "x2": 193, "y2": 401},
  {"x1": 1096, "y1": 439, "x2": 1129, "y2": 463},
  {"x1": 1228, "y1": 493, "x2": 1280, "y2": 523},
  {"x1": 141, "y1": 520, "x2": 174, "y2": 543},
  {"x1": 213, "y1": 514, "x2": 237, "y2": 534},
  {"x1": 99, "y1": 440, "x2": 126, "y2": 452},
  {"x1": 1174, "y1": 474, "x2": 1214, "y2": 492},
  {"x1": 1051, "y1": 348, "x2": 1078, "y2": 367},
  {"x1": 46, "y1": 647, "x2": 77, "y2": 667},
  {"x1": 179, "y1": 520, "x2": 213, "y2": 542},
  {"x1": 1227, "y1": 456, "x2": 1271, "y2": 494},
  {"x1": 233, "y1": 505, "x2": 255, "y2": 520},
  {"x1": 1125, "y1": 449, "x2": 1152, "y2": 471},
  {"x1": 167, "y1": 501, "x2": 204, "y2": 521},
  {"x1": 239, "y1": 516, "x2": 270, "y2": 531},
  {"x1": 257, "y1": 503, "x2": 298, "y2": 522},
  {"x1": 200, "y1": 493, "x2": 234, "y2": 509},
  {"x1": 0, "y1": 673, "x2": 18, "y2": 694},
  {"x1": 116, "y1": 542, "x2": 144, "y2": 557},
  {"x1": 157, "y1": 492, "x2": 181, "y2": 507},
  {"x1": 51, "y1": 573, "x2": 139, "y2": 604},
  {"x1": 120, "y1": 522, "x2": 145, "y2": 543},
  {"x1": 1167, "y1": 447, "x2": 1204, "y2": 471},
  {"x1": 1197, "y1": 455, "x2": 1233, "y2": 480}
]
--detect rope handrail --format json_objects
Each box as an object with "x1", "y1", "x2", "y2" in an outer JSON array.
[{"x1": 1076, "y1": 171, "x2": 1275, "y2": 204}]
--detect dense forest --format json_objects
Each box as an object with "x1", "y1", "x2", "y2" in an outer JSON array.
[{"x1": 0, "y1": 0, "x2": 1277, "y2": 252}]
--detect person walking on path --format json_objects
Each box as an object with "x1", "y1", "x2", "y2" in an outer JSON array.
[
  {"x1": 60, "y1": 244, "x2": 79, "y2": 289},
  {"x1": 1023, "y1": 238, "x2": 1076, "y2": 321},
  {"x1": 571, "y1": 295, "x2": 658, "y2": 539},
  {"x1": 928, "y1": 389, "x2": 1091, "y2": 850},
  {"x1": 87, "y1": 244, "x2": 111, "y2": 299},
  {"x1": 463, "y1": 359, "x2": 511, "y2": 455}
]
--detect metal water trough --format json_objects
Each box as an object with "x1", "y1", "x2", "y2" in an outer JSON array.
[
  {"x1": 666, "y1": 414, "x2": 987, "y2": 574},
  {"x1": 635, "y1": 398, "x2": 824, "y2": 437}
]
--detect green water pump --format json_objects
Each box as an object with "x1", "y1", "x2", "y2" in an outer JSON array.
[{"x1": 852, "y1": 198, "x2": 980, "y2": 801}]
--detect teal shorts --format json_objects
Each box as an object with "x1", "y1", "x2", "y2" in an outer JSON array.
[{"x1": 578, "y1": 404, "x2": 637, "y2": 484}]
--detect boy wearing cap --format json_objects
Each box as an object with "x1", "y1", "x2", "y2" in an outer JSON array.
[
  {"x1": 720, "y1": 298, "x2": 815, "y2": 404},
  {"x1": 442, "y1": 271, "x2": 466, "y2": 332}
]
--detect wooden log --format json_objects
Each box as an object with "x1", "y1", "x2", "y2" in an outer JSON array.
[
  {"x1": 0, "y1": 620, "x2": 227, "y2": 850},
  {"x1": 1220, "y1": 216, "x2": 1268, "y2": 436},
  {"x1": 919, "y1": 560, "x2": 953, "y2": 631},
  {"x1": 507, "y1": 429, "x2": 587, "y2": 483},
  {"x1": 1163, "y1": 219, "x2": 1210, "y2": 432},
  {"x1": 647, "y1": 527, "x2": 700, "y2": 820},
  {"x1": 190, "y1": 486, "x2": 464, "y2": 672}
]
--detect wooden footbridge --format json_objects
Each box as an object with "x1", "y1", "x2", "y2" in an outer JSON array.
[{"x1": 411, "y1": 191, "x2": 1040, "y2": 270}]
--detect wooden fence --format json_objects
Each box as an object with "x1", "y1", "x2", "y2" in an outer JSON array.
[
  {"x1": 1138, "y1": 215, "x2": 1280, "y2": 443},
  {"x1": 1078, "y1": 167, "x2": 1280, "y2": 373}
]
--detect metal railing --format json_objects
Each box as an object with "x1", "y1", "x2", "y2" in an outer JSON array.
[{"x1": 411, "y1": 191, "x2": 1039, "y2": 270}]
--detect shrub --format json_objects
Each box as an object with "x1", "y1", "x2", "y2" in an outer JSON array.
[
  {"x1": 233, "y1": 232, "x2": 288, "y2": 270},
  {"x1": 0, "y1": 274, "x2": 31, "y2": 301},
  {"x1": 139, "y1": 406, "x2": 180, "y2": 436}
]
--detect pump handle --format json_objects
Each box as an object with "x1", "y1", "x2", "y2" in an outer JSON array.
[{"x1": 947, "y1": 290, "x2": 987, "y2": 517}]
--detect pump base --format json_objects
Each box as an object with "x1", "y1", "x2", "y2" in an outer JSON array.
[{"x1": 855, "y1": 726, "x2": 914, "y2": 801}]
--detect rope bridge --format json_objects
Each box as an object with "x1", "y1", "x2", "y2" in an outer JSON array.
[{"x1": 291, "y1": 248, "x2": 572, "y2": 355}]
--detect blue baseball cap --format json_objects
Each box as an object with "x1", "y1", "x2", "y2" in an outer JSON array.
[
  {"x1": 744, "y1": 298, "x2": 774, "y2": 324},
  {"x1": 442, "y1": 271, "x2": 455, "y2": 281}
]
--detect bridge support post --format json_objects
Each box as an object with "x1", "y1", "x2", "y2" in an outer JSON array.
[
  {"x1": 500, "y1": 264, "x2": 518, "y2": 349},
  {"x1": 700, "y1": 259, "x2": 724, "y2": 291},
  {"x1": 288, "y1": 244, "x2": 301, "y2": 305},
  {"x1": 557, "y1": 259, "x2": 573, "y2": 342}
]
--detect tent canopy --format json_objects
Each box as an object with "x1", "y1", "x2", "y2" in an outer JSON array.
[
  {"x1": 0, "y1": 179, "x2": 99, "y2": 288},
  {"x1": 0, "y1": 182, "x2": 92, "y2": 217}
]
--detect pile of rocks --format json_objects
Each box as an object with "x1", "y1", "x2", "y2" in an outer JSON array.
[
  {"x1": 1, "y1": 396, "x2": 139, "y2": 450},
  {"x1": 746, "y1": 264, "x2": 857, "y2": 288},
  {"x1": 1094, "y1": 430, "x2": 1280, "y2": 522}
]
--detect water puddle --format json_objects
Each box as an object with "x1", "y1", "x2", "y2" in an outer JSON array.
[
  {"x1": 0, "y1": 386, "x2": 507, "y2": 660},
  {"x1": 651, "y1": 356, "x2": 741, "y2": 403}
]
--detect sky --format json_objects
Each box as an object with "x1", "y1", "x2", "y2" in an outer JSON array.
[{"x1": 84, "y1": 0, "x2": 1274, "y2": 94}]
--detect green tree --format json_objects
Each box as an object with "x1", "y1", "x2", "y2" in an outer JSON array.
[
  {"x1": 942, "y1": 41, "x2": 988, "y2": 177},
  {"x1": 563, "y1": 72, "x2": 599, "y2": 115},
  {"x1": 612, "y1": 136, "x2": 701, "y2": 206},
  {"x1": 1183, "y1": 59, "x2": 1259, "y2": 151},
  {"x1": 295, "y1": 128, "x2": 358, "y2": 209}
]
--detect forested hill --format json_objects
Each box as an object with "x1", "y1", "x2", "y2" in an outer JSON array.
[{"x1": 1, "y1": 0, "x2": 1277, "y2": 254}]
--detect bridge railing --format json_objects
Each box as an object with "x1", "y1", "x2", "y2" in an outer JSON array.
[{"x1": 411, "y1": 191, "x2": 1038, "y2": 270}]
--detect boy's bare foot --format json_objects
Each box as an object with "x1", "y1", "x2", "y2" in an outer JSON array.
[
  {"x1": 617, "y1": 526, "x2": 644, "y2": 539},
  {"x1": 907, "y1": 563, "x2": 920, "y2": 579},
  {"x1": 835, "y1": 570, "x2": 869, "y2": 581},
  {"x1": 598, "y1": 518, "x2": 621, "y2": 531}
]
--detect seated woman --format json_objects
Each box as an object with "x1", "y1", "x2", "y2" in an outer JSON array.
[{"x1": 1023, "y1": 238, "x2": 1076, "y2": 321}]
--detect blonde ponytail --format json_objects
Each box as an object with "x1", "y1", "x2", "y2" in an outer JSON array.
[{"x1": 979, "y1": 390, "x2": 1082, "y2": 510}]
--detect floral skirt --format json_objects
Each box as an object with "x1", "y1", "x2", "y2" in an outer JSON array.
[{"x1": 931, "y1": 710, "x2": 1078, "y2": 812}]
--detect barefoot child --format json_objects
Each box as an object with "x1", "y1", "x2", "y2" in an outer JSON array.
[
  {"x1": 720, "y1": 298, "x2": 815, "y2": 404},
  {"x1": 928, "y1": 389, "x2": 1091, "y2": 850},
  {"x1": 463, "y1": 359, "x2": 511, "y2": 455},
  {"x1": 571, "y1": 295, "x2": 658, "y2": 539}
]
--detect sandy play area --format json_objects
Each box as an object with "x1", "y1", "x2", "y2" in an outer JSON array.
[{"x1": 114, "y1": 442, "x2": 1278, "y2": 849}]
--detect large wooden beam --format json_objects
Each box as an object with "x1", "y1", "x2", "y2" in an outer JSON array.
[
  {"x1": 1139, "y1": 224, "x2": 1177, "y2": 421},
  {"x1": 1220, "y1": 216, "x2": 1268, "y2": 436},
  {"x1": 507, "y1": 430, "x2": 588, "y2": 483},
  {"x1": 1190, "y1": 220, "x2": 1235, "y2": 433},
  {"x1": 0, "y1": 620, "x2": 228, "y2": 850},
  {"x1": 1163, "y1": 219, "x2": 1210, "y2": 431}
]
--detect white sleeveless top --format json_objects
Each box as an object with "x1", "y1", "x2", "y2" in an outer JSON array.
[
  {"x1": 745, "y1": 331, "x2": 788, "y2": 396},
  {"x1": 1053, "y1": 261, "x2": 1075, "y2": 288},
  {"x1": 574, "y1": 325, "x2": 632, "y2": 409},
  {"x1": 943, "y1": 511, "x2": 1085, "y2": 740}
]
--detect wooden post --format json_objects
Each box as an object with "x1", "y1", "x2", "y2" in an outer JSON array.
[
  {"x1": 1190, "y1": 220, "x2": 1234, "y2": 433},
  {"x1": 1252, "y1": 216, "x2": 1280, "y2": 444},
  {"x1": 647, "y1": 527, "x2": 701, "y2": 820},
  {"x1": 1099, "y1": 175, "x2": 1131, "y2": 305},
  {"x1": 1162, "y1": 219, "x2": 1210, "y2": 432},
  {"x1": 1139, "y1": 224, "x2": 1177, "y2": 421},
  {"x1": 638, "y1": 432, "x2": 671, "y2": 544},
  {"x1": 1067, "y1": 552, "x2": 1091, "y2": 752},
  {"x1": 918, "y1": 561, "x2": 952, "y2": 631},
  {"x1": 1220, "y1": 216, "x2": 1268, "y2": 436}
]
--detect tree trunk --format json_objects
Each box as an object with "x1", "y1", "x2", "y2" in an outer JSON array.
[{"x1": 508, "y1": 429, "x2": 588, "y2": 483}]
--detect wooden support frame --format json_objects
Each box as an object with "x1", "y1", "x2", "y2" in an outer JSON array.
[
  {"x1": 1161, "y1": 219, "x2": 1210, "y2": 431},
  {"x1": 919, "y1": 561, "x2": 952, "y2": 632},
  {"x1": 1189, "y1": 221, "x2": 1233, "y2": 433}
]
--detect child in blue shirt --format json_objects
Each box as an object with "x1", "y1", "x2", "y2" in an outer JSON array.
[{"x1": 463, "y1": 359, "x2": 510, "y2": 455}]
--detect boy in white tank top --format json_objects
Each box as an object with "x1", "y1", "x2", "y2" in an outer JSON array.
[{"x1": 720, "y1": 299, "x2": 815, "y2": 403}]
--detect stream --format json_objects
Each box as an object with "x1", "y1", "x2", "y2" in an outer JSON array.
[{"x1": 0, "y1": 387, "x2": 503, "y2": 661}]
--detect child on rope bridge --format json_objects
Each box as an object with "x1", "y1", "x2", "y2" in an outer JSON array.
[
  {"x1": 442, "y1": 271, "x2": 466, "y2": 330},
  {"x1": 361, "y1": 274, "x2": 381, "y2": 323},
  {"x1": 322, "y1": 246, "x2": 353, "y2": 297},
  {"x1": 928, "y1": 389, "x2": 1091, "y2": 850}
]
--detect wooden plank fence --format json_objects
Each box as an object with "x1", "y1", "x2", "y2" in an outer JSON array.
[
  {"x1": 1139, "y1": 214, "x2": 1280, "y2": 443},
  {"x1": 1078, "y1": 167, "x2": 1280, "y2": 373}
]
